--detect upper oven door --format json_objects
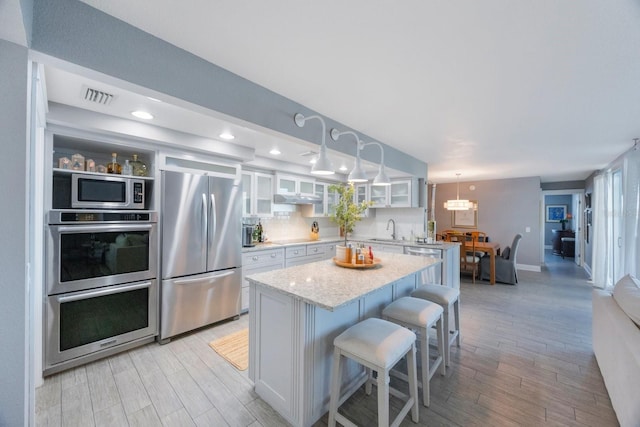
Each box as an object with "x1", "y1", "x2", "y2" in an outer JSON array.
[{"x1": 46, "y1": 222, "x2": 158, "y2": 295}]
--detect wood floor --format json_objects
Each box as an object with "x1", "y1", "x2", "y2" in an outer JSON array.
[{"x1": 36, "y1": 252, "x2": 620, "y2": 426}]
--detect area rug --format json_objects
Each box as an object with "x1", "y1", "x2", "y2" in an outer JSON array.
[{"x1": 208, "y1": 328, "x2": 249, "y2": 371}]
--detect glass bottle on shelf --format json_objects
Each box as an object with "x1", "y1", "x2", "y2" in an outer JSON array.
[
  {"x1": 130, "y1": 154, "x2": 148, "y2": 177},
  {"x1": 107, "y1": 152, "x2": 122, "y2": 174},
  {"x1": 122, "y1": 159, "x2": 133, "y2": 176}
]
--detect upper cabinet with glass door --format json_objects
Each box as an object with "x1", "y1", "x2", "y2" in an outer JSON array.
[
  {"x1": 242, "y1": 171, "x2": 274, "y2": 217},
  {"x1": 305, "y1": 182, "x2": 339, "y2": 217},
  {"x1": 369, "y1": 178, "x2": 419, "y2": 208},
  {"x1": 275, "y1": 173, "x2": 315, "y2": 197},
  {"x1": 354, "y1": 184, "x2": 374, "y2": 217}
]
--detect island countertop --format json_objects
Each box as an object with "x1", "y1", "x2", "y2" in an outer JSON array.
[{"x1": 246, "y1": 252, "x2": 441, "y2": 311}]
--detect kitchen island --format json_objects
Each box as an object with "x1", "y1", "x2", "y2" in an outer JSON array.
[{"x1": 246, "y1": 253, "x2": 441, "y2": 427}]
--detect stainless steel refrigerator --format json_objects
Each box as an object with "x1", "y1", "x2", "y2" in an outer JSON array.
[{"x1": 160, "y1": 170, "x2": 242, "y2": 341}]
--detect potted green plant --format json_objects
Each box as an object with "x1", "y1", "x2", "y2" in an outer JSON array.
[{"x1": 329, "y1": 183, "x2": 373, "y2": 247}]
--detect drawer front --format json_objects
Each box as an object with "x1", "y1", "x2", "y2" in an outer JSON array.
[
  {"x1": 321, "y1": 243, "x2": 337, "y2": 259},
  {"x1": 242, "y1": 249, "x2": 284, "y2": 266},
  {"x1": 285, "y1": 245, "x2": 307, "y2": 259},
  {"x1": 306, "y1": 244, "x2": 325, "y2": 257}
]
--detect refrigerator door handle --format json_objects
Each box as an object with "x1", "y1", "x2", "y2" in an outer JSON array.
[
  {"x1": 210, "y1": 193, "x2": 217, "y2": 244},
  {"x1": 173, "y1": 270, "x2": 236, "y2": 285},
  {"x1": 202, "y1": 193, "x2": 208, "y2": 266}
]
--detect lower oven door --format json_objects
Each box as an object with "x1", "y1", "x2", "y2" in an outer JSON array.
[{"x1": 45, "y1": 279, "x2": 158, "y2": 370}]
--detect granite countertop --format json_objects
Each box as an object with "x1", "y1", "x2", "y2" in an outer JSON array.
[
  {"x1": 242, "y1": 237, "x2": 457, "y2": 253},
  {"x1": 242, "y1": 237, "x2": 343, "y2": 253},
  {"x1": 355, "y1": 237, "x2": 459, "y2": 250},
  {"x1": 246, "y1": 252, "x2": 441, "y2": 311}
]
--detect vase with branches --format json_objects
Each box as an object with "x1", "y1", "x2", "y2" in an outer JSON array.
[{"x1": 328, "y1": 183, "x2": 373, "y2": 246}]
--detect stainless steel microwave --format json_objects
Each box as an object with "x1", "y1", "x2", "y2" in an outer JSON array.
[{"x1": 53, "y1": 173, "x2": 146, "y2": 210}]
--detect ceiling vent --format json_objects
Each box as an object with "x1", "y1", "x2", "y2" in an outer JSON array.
[
  {"x1": 82, "y1": 86, "x2": 115, "y2": 106},
  {"x1": 299, "y1": 150, "x2": 318, "y2": 157}
]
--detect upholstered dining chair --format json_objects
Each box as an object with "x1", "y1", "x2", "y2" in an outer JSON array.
[{"x1": 481, "y1": 234, "x2": 522, "y2": 285}]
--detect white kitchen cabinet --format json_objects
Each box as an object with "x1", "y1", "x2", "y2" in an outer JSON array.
[
  {"x1": 307, "y1": 182, "x2": 339, "y2": 217},
  {"x1": 353, "y1": 183, "x2": 374, "y2": 217},
  {"x1": 369, "y1": 178, "x2": 419, "y2": 208},
  {"x1": 285, "y1": 242, "x2": 339, "y2": 267},
  {"x1": 242, "y1": 171, "x2": 274, "y2": 217},
  {"x1": 276, "y1": 173, "x2": 315, "y2": 197},
  {"x1": 241, "y1": 248, "x2": 285, "y2": 312}
]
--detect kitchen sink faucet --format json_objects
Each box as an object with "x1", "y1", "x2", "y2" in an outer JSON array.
[{"x1": 386, "y1": 219, "x2": 396, "y2": 240}]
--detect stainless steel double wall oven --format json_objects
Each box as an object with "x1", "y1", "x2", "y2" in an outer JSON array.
[{"x1": 45, "y1": 210, "x2": 158, "y2": 375}]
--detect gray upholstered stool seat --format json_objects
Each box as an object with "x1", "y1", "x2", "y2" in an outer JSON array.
[
  {"x1": 382, "y1": 297, "x2": 445, "y2": 407},
  {"x1": 328, "y1": 317, "x2": 419, "y2": 427},
  {"x1": 411, "y1": 285, "x2": 461, "y2": 367}
]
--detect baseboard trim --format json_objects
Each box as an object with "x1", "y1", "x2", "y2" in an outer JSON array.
[{"x1": 517, "y1": 263, "x2": 541, "y2": 272}]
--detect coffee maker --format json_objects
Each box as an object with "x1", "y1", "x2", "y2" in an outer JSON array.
[{"x1": 242, "y1": 223, "x2": 255, "y2": 247}]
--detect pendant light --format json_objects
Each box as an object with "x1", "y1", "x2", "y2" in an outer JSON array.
[
  {"x1": 294, "y1": 113, "x2": 334, "y2": 175},
  {"x1": 361, "y1": 141, "x2": 390, "y2": 186},
  {"x1": 444, "y1": 173, "x2": 473, "y2": 210},
  {"x1": 329, "y1": 129, "x2": 368, "y2": 182}
]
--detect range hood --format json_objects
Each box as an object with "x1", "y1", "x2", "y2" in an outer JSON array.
[{"x1": 274, "y1": 193, "x2": 323, "y2": 205}]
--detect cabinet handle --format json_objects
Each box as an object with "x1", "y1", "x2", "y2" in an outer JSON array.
[
  {"x1": 270, "y1": 253, "x2": 276, "y2": 258},
  {"x1": 252, "y1": 256, "x2": 258, "y2": 261},
  {"x1": 313, "y1": 248, "x2": 318, "y2": 253},
  {"x1": 294, "y1": 250, "x2": 299, "y2": 254}
]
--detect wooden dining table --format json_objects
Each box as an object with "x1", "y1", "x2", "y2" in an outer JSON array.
[{"x1": 473, "y1": 241, "x2": 501, "y2": 285}]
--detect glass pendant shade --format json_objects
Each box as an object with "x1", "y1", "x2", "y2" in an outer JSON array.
[
  {"x1": 443, "y1": 199, "x2": 473, "y2": 210},
  {"x1": 444, "y1": 173, "x2": 472, "y2": 210}
]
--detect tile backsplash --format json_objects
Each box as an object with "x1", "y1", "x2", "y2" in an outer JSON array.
[{"x1": 244, "y1": 207, "x2": 426, "y2": 242}]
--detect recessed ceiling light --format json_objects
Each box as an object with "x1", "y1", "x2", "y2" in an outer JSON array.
[
  {"x1": 269, "y1": 148, "x2": 281, "y2": 155},
  {"x1": 219, "y1": 132, "x2": 235, "y2": 140},
  {"x1": 131, "y1": 110, "x2": 154, "y2": 120},
  {"x1": 339, "y1": 165, "x2": 348, "y2": 171},
  {"x1": 147, "y1": 96, "x2": 162, "y2": 102},
  {"x1": 309, "y1": 158, "x2": 317, "y2": 164}
]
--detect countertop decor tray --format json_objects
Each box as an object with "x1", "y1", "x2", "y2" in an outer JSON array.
[{"x1": 332, "y1": 257, "x2": 382, "y2": 269}]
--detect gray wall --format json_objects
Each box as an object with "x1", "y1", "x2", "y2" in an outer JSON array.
[
  {"x1": 0, "y1": 39, "x2": 29, "y2": 427},
  {"x1": 543, "y1": 194, "x2": 573, "y2": 245},
  {"x1": 31, "y1": 0, "x2": 426, "y2": 179},
  {"x1": 432, "y1": 176, "x2": 541, "y2": 268}
]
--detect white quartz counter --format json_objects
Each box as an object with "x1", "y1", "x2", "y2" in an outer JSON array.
[
  {"x1": 246, "y1": 252, "x2": 441, "y2": 311},
  {"x1": 241, "y1": 237, "x2": 343, "y2": 253}
]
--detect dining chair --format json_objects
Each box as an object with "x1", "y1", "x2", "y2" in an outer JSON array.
[
  {"x1": 480, "y1": 234, "x2": 522, "y2": 285},
  {"x1": 451, "y1": 234, "x2": 480, "y2": 283},
  {"x1": 469, "y1": 231, "x2": 488, "y2": 243}
]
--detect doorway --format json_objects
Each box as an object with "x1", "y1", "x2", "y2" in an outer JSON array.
[{"x1": 540, "y1": 190, "x2": 584, "y2": 268}]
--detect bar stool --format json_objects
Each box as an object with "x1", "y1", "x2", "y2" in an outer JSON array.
[
  {"x1": 382, "y1": 297, "x2": 445, "y2": 407},
  {"x1": 411, "y1": 285, "x2": 461, "y2": 367},
  {"x1": 328, "y1": 317, "x2": 419, "y2": 427}
]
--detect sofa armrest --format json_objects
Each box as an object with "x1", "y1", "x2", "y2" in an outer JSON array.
[{"x1": 592, "y1": 289, "x2": 640, "y2": 426}]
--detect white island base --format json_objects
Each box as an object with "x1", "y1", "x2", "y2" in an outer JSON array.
[{"x1": 247, "y1": 253, "x2": 441, "y2": 427}]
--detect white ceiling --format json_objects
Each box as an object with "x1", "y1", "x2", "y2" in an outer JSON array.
[{"x1": 59, "y1": 1, "x2": 640, "y2": 183}]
